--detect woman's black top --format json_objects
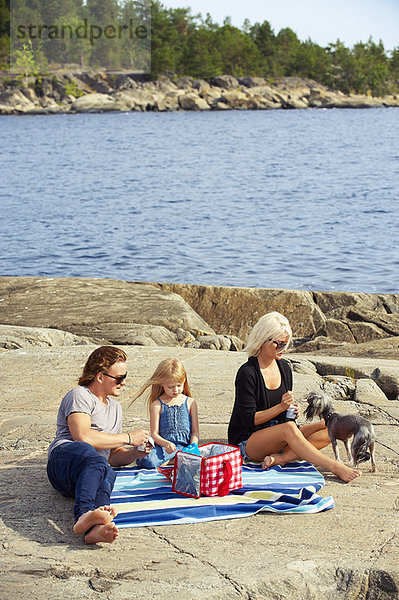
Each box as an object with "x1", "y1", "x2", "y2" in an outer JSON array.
[{"x1": 228, "y1": 356, "x2": 293, "y2": 446}]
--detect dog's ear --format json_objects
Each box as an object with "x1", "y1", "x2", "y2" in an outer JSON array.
[
  {"x1": 306, "y1": 391, "x2": 319, "y2": 404},
  {"x1": 304, "y1": 403, "x2": 314, "y2": 421}
]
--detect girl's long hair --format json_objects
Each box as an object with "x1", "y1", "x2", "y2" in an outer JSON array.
[{"x1": 130, "y1": 358, "x2": 191, "y2": 410}]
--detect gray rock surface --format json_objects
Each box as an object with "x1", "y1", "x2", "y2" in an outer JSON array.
[
  {"x1": 0, "y1": 344, "x2": 398, "y2": 600},
  {"x1": 156, "y1": 282, "x2": 399, "y2": 357},
  {"x1": 0, "y1": 276, "x2": 214, "y2": 340},
  {"x1": 302, "y1": 355, "x2": 399, "y2": 400},
  {"x1": 0, "y1": 324, "x2": 92, "y2": 349}
]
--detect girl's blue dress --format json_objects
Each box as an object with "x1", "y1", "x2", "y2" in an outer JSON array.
[{"x1": 136, "y1": 396, "x2": 192, "y2": 468}]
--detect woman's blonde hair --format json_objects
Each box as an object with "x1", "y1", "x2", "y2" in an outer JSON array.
[
  {"x1": 130, "y1": 358, "x2": 191, "y2": 410},
  {"x1": 244, "y1": 312, "x2": 293, "y2": 357}
]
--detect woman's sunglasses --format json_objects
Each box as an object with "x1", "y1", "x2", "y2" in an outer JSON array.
[
  {"x1": 270, "y1": 340, "x2": 288, "y2": 351},
  {"x1": 102, "y1": 372, "x2": 128, "y2": 385}
]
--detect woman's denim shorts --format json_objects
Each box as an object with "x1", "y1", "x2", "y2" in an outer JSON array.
[
  {"x1": 238, "y1": 419, "x2": 296, "y2": 461},
  {"x1": 238, "y1": 439, "x2": 250, "y2": 461}
]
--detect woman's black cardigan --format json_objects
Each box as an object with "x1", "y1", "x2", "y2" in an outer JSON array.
[{"x1": 228, "y1": 356, "x2": 293, "y2": 446}]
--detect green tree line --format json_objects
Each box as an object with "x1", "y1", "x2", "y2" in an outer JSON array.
[{"x1": 1, "y1": 0, "x2": 398, "y2": 96}]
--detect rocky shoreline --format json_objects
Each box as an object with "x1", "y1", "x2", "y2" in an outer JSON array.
[
  {"x1": 1, "y1": 276, "x2": 398, "y2": 599},
  {"x1": 1, "y1": 72, "x2": 399, "y2": 115}
]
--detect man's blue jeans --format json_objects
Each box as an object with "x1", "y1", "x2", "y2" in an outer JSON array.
[{"x1": 47, "y1": 441, "x2": 116, "y2": 523}]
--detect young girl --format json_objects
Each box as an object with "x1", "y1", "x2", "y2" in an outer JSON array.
[{"x1": 132, "y1": 358, "x2": 199, "y2": 469}]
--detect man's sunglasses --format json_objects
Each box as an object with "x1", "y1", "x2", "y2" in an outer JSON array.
[
  {"x1": 271, "y1": 340, "x2": 288, "y2": 351},
  {"x1": 102, "y1": 372, "x2": 128, "y2": 385}
]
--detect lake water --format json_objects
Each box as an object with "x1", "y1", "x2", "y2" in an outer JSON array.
[{"x1": 0, "y1": 108, "x2": 398, "y2": 293}]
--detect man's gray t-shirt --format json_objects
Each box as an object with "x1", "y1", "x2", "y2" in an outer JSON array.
[{"x1": 47, "y1": 386, "x2": 122, "y2": 460}]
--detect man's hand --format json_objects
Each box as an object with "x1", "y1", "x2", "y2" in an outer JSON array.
[{"x1": 128, "y1": 430, "x2": 149, "y2": 447}]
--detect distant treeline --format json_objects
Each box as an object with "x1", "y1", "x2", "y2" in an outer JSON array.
[{"x1": 1, "y1": 0, "x2": 399, "y2": 96}]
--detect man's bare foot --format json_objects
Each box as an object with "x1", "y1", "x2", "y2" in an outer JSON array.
[
  {"x1": 103, "y1": 505, "x2": 119, "y2": 519},
  {"x1": 73, "y1": 506, "x2": 113, "y2": 535},
  {"x1": 332, "y1": 463, "x2": 361, "y2": 482},
  {"x1": 84, "y1": 522, "x2": 119, "y2": 545}
]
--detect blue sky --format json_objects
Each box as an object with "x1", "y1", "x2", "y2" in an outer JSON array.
[{"x1": 161, "y1": 0, "x2": 399, "y2": 51}]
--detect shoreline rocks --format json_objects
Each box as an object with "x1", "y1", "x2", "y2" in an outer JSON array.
[{"x1": 1, "y1": 72, "x2": 398, "y2": 115}]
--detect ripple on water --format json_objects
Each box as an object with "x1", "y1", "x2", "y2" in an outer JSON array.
[{"x1": 0, "y1": 109, "x2": 398, "y2": 293}]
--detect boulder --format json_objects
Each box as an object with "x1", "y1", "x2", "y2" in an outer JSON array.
[
  {"x1": 155, "y1": 283, "x2": 326, "y2": 340},
  {"x1": 316, "y1": 318, "x2": 356, "y2": 343},
  {"x1": 0, "y1": 324, "x2": 91, "y2": 349},
  {"x1": 290, "y1": 371, "x2": 324, "y2": 399},
  {"x1": 212, "y1": 101, "x2": 231, "y2": 110},
  {"x1": 113, "y1": 89, "x2": 151, "y2": 111},
  {"x1": 348, "y1": 321, "x2": 391, "y2": 343},
  {"x1": 288, "y1": 357, "x2": 318, "y2": 375},
  {"x1": 296, "y1": 335, "x2": 399, "y2": 360},
  {"x1": 219, "y1": 90, "x2": 261, "y2": 110},
  {"x1": 0, "y1": 89, "x2": 36, "y2": 113},
  {"x1": 312, "y1": 290, "x2": 394, "y2": 318},
  {"x1": 238, "y1": 76, "x2": 268, "y2": 88},
  {"x1": 301, "y1": 355, "x2": 399, "y2": 400},
  {"x1": 0, "y1": 277, "x2": 214, "y2": 339},
  {"x1": 179, "y1": 93, "x2": 210, "y2": 111},
  {"x1": 155, "y1": 90, "x2": 181, "y2": 111},
  {"x1": 74, "y1": 72, "x2": 113, "y2": 94},
  {"x1": 322, "y1": 375, "x2": 357, "y2": 400},
  {"x1": 176, "y1": 76, "x2": 196, "y2": 89},
  {"x1": 354, "y1": 378, "x2": 392, "y2": 407},
  {"x1": 188, "y1": 334, "x2": 243, "y2": 351},
  {"x1": 71, "y1": 322, "x2": 180, "y2": 347},
  {"x1": 210, "y1": 75, "x2": 239, "y2": 90},
  {"x1": 347, "y1": 309, "x2": 399, "y2": 337},
  {"x1": 71, "y1": 93, "x2": 119, "y2": 112},
  {"x1": 246, "y1": 86, "x2": 282, "y2": 108}
]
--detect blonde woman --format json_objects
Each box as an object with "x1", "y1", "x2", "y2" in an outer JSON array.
[
  {"x1": 228, "y1": 313, "x2": 360, "y2": 483},
  {"x1": 132, "y1": 358, "x2": 199, "y2": 468}
]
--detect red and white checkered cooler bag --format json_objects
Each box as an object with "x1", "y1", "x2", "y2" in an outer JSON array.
[{"x1": 172, "y1": 443, "x2": 242, "y2": 499}]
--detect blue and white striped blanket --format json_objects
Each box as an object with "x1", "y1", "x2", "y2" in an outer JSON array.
[{"x1": 111, "y1": 462, "x2": 334, "y2": 528}]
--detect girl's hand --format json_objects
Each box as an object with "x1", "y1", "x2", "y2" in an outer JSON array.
[
  {"x1": 165, "y1": 441, "x2": 176, "y2": 454},
  {"x1": 143, "y1": 441, "x2": 153, "y2": 454}
]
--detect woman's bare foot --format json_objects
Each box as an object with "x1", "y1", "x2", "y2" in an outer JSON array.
[
  {"x1": 262, "y1": 455, "x2": 276, "y2": 470},
  {"x1": 331, "y1": 463, "x2": 361, "y2": 482},
  {"x1": 262, "y1": 453, "x2": 289, "y2": 470},
  {"x1": 84, "y1": 522, "x2": 119, "y2": 545},
  {"x1": 73, "y1": 506, "x2": 113, "y2": 535}
]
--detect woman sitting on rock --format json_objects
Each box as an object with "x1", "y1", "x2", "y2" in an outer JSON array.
[{"x1": 228, "y1": 312, "x2": 361, "y2": 482}]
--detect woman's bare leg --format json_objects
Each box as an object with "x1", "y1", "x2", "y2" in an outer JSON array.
[
  {"x1": 245, "y1": 422, "x2": 360, "y2": 483},
  {"x1": 271, "y1": 422, "x2": 331, "y2": 465}
]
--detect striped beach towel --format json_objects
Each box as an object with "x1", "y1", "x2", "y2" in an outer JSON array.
[{"x1": 111, "y1": 461, "x2": 334, "y2": 528}]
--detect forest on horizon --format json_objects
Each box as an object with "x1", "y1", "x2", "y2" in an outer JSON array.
[{"x1": 1, "y1": 0, "x2": 398, "y2": 96}]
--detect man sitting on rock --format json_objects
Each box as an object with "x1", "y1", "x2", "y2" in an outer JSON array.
[{"x1": 47, "y1": 346, "x2": 150, "y2": 544}]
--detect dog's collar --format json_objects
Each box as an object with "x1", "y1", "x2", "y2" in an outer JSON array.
[{"x1": 324, "y1": 412, "x2": 335, "y2": 425}]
